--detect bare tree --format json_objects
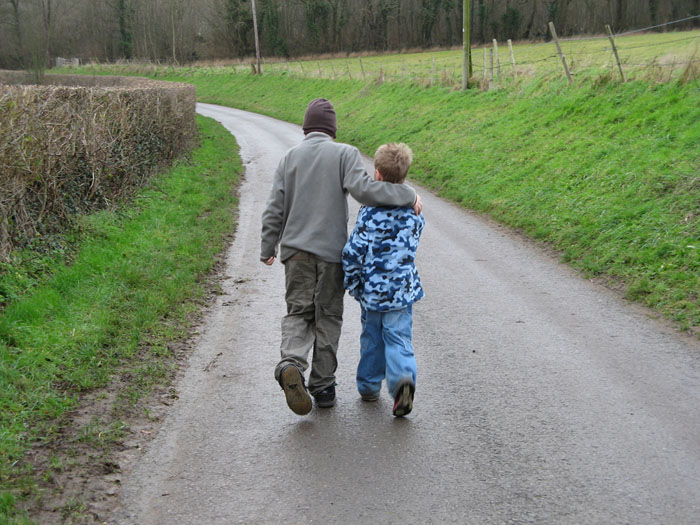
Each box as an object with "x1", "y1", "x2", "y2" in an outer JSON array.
[{"x1": 1, "y1": 0, "x2": 699, "y2": 67}]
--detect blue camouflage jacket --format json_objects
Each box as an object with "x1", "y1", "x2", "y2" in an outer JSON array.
[{"x1": 342, "y1": 205, "x2": 425, "y2": 312}]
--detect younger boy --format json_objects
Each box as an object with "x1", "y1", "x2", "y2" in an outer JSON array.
[{"x1": 342, "y1": 143, "x2": 425, "y2": 417}]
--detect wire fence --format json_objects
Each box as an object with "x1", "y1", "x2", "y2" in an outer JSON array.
[{"x1": 241, "y1": 14, "x2": 700, "y2": 90}]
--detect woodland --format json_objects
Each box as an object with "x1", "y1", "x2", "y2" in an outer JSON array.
[{"x1": 1, "y1": 1, "x2": 699, "y2": 68}]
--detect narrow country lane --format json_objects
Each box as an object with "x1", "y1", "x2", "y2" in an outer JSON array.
[{"x1": 113, "y1": 103, "x2": 700, "y2": 524}]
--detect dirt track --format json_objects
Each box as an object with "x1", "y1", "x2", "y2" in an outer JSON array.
[{"x1": 111, "y1": 103, "x2": 700, "y2": 524}]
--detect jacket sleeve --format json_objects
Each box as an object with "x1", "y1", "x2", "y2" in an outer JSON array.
[
  {"x1": 341, "y1": 210, "x2": 370, "y2": 299},
  {"x1": 260, "y1": 160, "x2": 285, "y2": 260},
  {"x1": 341, "y1": 147, "x2": 416, "y2": 208}
]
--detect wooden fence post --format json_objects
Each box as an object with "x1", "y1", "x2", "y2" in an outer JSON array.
[
  {"x1": 431, "y1": 57, "x2": 436, "y2": 86},
  {"x1": 359, "y1": 58, "x2": 366, "y2": 80},
  {"x1": 489, "y1": 48, "x2": 494, "y2": 90},
  {"x1": 508, "y1": 39, "x2": 518, "y2": 86},
  {"x1": 605, "y1": 24, "x2": 626, "y2": 82},
  {"x1": 330, "y1": 62, "x2": 336, "y2": 79},
  {"x1": 402, "y1": 59, "x2": 406, "y2": 81},
  {"x1": 298, "y1": 61, "x2": 305, "y2": 76},
  {"x1": 483, "y1": 48, "x2": 487, "y2": 85},
  {"x1": 549, "y1": 21, "x2": 573, "y2": 83},
  {"x1": 492, "y1": 39, "x2": 501, "y2": 88},
  {"x1": 379, "y1": 65, "x2": 384, "y2": 84},
  {"x1": 317, "y1": 62, "x2": 322, "y2": 77},
  {"x1": 346, "y1": 60, "x2": 352, "y2": 79}
]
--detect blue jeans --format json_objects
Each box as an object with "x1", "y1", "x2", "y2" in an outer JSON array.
[{"x1": 357, "y1": 305, "x2": 417, "y2": 399}]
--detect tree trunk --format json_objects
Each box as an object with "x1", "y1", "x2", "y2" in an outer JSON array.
[
  {"x1": 9, "y1": 0, "x2": 23, "y2": 66},
  {"x1": 118, "y1": 0, "x2": 133, "y2": 59}
]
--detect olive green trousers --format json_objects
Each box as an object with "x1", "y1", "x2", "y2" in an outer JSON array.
[{"x1": 274, "y1": 251, "x2": 344, "y2": 395}]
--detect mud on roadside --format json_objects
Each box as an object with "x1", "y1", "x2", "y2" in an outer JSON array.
[{"x1": 20, "y1": 244, "x2": 233, "y2": 525}]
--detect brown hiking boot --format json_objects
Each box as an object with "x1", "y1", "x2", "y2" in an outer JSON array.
[{"x1": 280, "y1": 365, "x2": 312, "y2": 415}]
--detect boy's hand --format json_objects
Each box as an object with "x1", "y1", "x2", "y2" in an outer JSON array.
[
  {"x1": 413, "y1": 193, "x2": 423, "y2": 215},
  {"x1": 263, "y1": 256, "x2": 275, "y2": 265}
]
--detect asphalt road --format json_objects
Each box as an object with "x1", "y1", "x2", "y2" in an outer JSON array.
[{"x1": 113, "y1": 103, "x2": 700, "y2": 524}]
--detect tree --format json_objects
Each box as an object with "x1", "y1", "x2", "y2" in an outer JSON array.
[
  {"x1": 117, "y1": 0, "x2": 133, "y2": 59},
  {"x1": 1, "y1": 0, "x2": 699, "y2": 67},
  {"x1": 501, "y1": 7, "x2": 521, "y2": 39},
  {"x1": 226, "y1": 0, "x2": 254, "y2": 57},
  {"x1": 420, "y1": 0, "x2": 443, "y2": 45}
]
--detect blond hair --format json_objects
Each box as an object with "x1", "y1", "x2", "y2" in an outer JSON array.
[{"x1": 374, "y1": 143, "x2": 413, "y2": 184}]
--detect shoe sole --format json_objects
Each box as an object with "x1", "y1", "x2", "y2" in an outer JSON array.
[
  {"x1": 360, "y1": 394, "x2": 379, "y2": 402},
  {"x1": 392, "y1": 383, "x2": 414, "y2": 417},
  {"x1": 281, "y1": 366, "x2": 312, "y2": 415},
  {"x1": 315, "y1": 397, "x2": 336, "y2": 408}
]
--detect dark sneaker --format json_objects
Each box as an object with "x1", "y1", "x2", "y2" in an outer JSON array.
[
  {"x1": 392, "y1": 382, "x2": 415, "y2": 417},
  {"x1": 313, "y1": 386, "x2": 336, "y2": 408},
  {"x1": 280, "y1": 365, "x2": 312, "y2": 415},
  {"x1": 360, "y1": 392, "x2": 379, "y2": 402}
]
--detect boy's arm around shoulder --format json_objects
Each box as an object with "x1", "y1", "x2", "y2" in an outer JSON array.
[
  {"x1": 341, "y1": 146, "x2": 422, "y2": 213},
  {"x1": 260, "y1": 159, "x2": 285, "y2": 262}
]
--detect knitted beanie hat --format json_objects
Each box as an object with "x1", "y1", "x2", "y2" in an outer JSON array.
[{"x1": 302, "y1": 98, "x2": 337, "y2": 138}]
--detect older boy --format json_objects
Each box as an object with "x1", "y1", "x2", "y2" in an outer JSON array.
[
  {"x1": 342, "y1": 143, "x2": 424, "y2": 417},
  {"x1": 261, "y1": 99, "x2": 422, "y2": 416}
]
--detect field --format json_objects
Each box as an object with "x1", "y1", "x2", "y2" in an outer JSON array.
[
  {"x1": 265, "y1": 28, "x2": 700, "y2": 85},
  {"x1": 90, "y1": 29, "x2": 700, "y2": 88}
]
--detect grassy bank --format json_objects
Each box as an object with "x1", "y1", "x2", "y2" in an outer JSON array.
[
  {"x1": 92, "y1": 28, "x2": 700, "y2": 87},
  {"x1": 0, "y1": 115, "x2": 242, "y2": 522},
  {"x1": 141, "y1": 70, "x2": 698, "y2": 331}
]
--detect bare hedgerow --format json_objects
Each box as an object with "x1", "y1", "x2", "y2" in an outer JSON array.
[{"x1": 0, "y1": 72, "x2": 196, "y2": 260}]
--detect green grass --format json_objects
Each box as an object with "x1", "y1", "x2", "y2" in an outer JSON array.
[
  {"x1": 86, "y1": 29, "x2": 700, "y2": 87},
  {"x1": 117, "y1": 66, "x2": 699, "y2": 333},
  {"x1": 0, "y1": 115, "x2": 242, "y2": 520},
  {"x1": 282, "y1": 29, "x2": 700, "y2": 85},
  {"x1": 7, "y1": 28, "x2": 697, "y2": 516}
]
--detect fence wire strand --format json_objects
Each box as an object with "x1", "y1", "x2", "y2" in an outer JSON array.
[
  {"x1": 616, "y1": 13, "x2": 700, "y2": 36},
  {"x1": 616, "y1": 34, "x2": 700, "y2": 51}
]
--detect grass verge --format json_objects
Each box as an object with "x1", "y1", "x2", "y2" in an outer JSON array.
[
  {"x1": 0, "y1": 115, "x2": 242, "y2": 522},
  {"x1": 135, "y1": 70, "x2": 698, "y2": 333}
]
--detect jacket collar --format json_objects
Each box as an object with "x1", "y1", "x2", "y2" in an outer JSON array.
[{"x1": 303, "y1": 131, "x2": 334, "y2": 143}]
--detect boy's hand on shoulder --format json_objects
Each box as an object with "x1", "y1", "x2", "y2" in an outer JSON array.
[
  {"x1": 413, "y1": 193, "x2": 423, "y2": 215},
  {"x1": 262, "y1": 256, "x2": 275, "y2": 265}
]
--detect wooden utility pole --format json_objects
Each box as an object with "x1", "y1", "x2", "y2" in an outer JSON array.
[
  {"x1": 605, "y1": 24, "x2": 626, "y2": 82},
  {"x1": 549, "y1": 21, "x2": 572, "y2": 83},
  {"x1": 462, "y1": 0, "x2": 471, "y2": 90},
  {"x1": 251, "y1": 0, "x2": 261, "y2": 74}
]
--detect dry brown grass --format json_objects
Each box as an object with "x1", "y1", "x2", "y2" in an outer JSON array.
[{"x1": 0, "y1": 71, "x2": 196, "y2": 259}]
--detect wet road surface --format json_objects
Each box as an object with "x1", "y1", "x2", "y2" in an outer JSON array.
[{"x1": 113, "y1": 103, "x2": 700, "y2": 524}]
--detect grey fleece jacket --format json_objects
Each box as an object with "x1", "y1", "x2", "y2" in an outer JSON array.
[{"x1": 261, "y1": 132, "x2": 416, "y2": 263}]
